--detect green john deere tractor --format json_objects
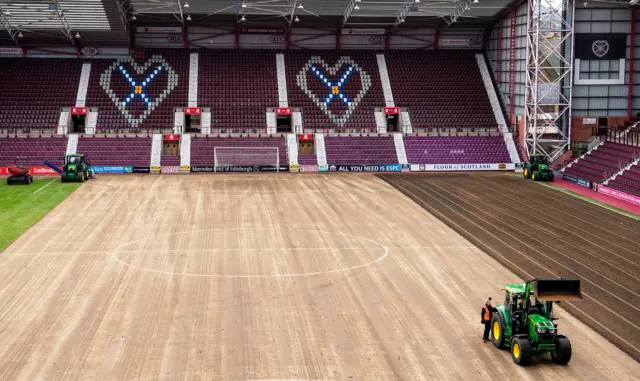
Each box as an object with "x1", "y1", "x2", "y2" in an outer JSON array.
[
  {"x1": 491, "y1": 278, "x2": 583, "y2": 366},
  {"x1": 61, "y1": 154, "x2": 92, "y2": 183},
  {"x1": 523, "y1": 155, "x2": 554, "y2": 181}
]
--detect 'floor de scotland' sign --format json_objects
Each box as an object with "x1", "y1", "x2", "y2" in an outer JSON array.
[{"x1": 575, "y1": 34, "x2": 626, "y2": 60}]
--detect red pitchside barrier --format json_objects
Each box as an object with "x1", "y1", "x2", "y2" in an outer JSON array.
[{"x1": 0, "y1": 166, "x2": 59, "y2": 176}]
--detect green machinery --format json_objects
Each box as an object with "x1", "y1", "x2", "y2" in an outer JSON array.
[
  {"x1": 491, "y1": 278, "x2": 583, "y2": 366},
  {"x1": 61, "y1": 154, "x2": 92, "y2": 183},
  {"x1": 523, "y1": 155, "x2": 554, "y2": 181}
]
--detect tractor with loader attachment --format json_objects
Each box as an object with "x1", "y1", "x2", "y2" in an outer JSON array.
[
  {"x1": 490, "y1": 278, "x2": 582, "y2": 366},
  {"x1": 523, "y1": 155, "x2": 554, "y2": 181}
]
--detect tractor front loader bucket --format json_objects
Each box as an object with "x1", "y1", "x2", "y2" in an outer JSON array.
[{"x1": 534, "y1": 279, "x2": 582, "y2": 301}]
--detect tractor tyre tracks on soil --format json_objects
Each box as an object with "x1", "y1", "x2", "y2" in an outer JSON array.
[{"x1": 378, "y1": 173, "x2": 640, "y2": 362}]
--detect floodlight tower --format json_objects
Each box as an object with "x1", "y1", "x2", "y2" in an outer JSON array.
[{"x1": 524, "y1": 0, "x2": 575, "y2": 161}]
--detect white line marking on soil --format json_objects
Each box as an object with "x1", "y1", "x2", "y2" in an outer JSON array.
[{"x1": 109, "y1": 227, "x2": 390, "y2": 278}]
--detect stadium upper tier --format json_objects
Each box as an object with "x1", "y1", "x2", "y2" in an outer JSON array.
[
  {"x1": 0, "y1": 58, "x2": 82, "y2": 131},
  {"x1": 385, "y1": 50, "x2": 497, "y2": 130},
  {"x1": 86, "y1": 49, "x2": 189, "y2": 132},
  {"x1": 0, "y1": 50, "x2": 498, "y2": 132}
]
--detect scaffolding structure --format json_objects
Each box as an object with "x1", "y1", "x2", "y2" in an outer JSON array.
[{"x1": 524, "y1": 0, "x2": 575, "y2": 161}]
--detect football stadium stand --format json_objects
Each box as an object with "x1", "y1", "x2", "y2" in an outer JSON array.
[
  {"x1": 76, "y1": 136, "x2": 152, "y2": 166},
  {"x1": 0, "y1": 137, "x2": 67, "y2": 166},
  {"x1": 0, "y1": 59, "x2": 82, "y2": 131}
]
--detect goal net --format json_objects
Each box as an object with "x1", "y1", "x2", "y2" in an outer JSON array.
[{"x1": 213, "y1": 147, "x2": 280, "y2": 172}]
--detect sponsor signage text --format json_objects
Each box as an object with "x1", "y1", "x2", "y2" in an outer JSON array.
[
  {"x1": 184, "y1": 107, "x2": 201, "y2": 115},
  {"x1": 92, "y1": 166, "x2": 133, "y2": 174},
  {"x1": 409, "y1": 163, "x2": 516, "y2": 171},
  {"x1": 384, "y1": 107, "x2": 399, "y2": 115},
  {"x1": 328, "y1": 164, "x2": 401, "y2": 172},
  {"x1": 71, "y1": 107, "x2": 88, "y2": 115},
  {"x1": 562, "y1": 172, "x2": 591, "y2": 188},
  {"x1": 216, "y1": 166, "x2": 289, "y2": 172},
  {"x1": 597, "y1": 185, "x2": 640, "y2": 206},
  {"x1": 276, "y1": 107, "x2": 292, "y2": 115}
]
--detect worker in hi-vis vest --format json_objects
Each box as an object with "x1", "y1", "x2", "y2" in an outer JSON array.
[{"x1": 481, "y1": 297, "x2": 497, "y2": 341}]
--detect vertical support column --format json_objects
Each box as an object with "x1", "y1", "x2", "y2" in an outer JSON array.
[
  {"x1": 57, "y1": 110, "x2": 70, "y2": 135},
  {"x1": 434, "y1": 28, "x2": 440, "y2": 49},
  {"x1": 525, "y1": 0, "x2": 573, "y2": 161},
  {"x1": 497, "y1": 21, "x2": 503, "y2": 86},
  {"x1": 188, "y1": 52, "x2": 198, "y2": 107},
  {"x1": 385, "y1": 30, "x2": 390, "y2": 50},
  {"x1": 286, "y1": 29, "x2": 291, "y2": 49},
  {"x1": 286, "y1": 133, "x2": 299, "y2": 165},
  {"x1": 180, "y1": 133, "x2": 191, "y2": 172},
  {"x1": 174, "y1": 110, "x2": 184, "y2": 134},
  {"x1": 629, "y1": 8, "x2": 636, "y2": 118},
  {"x1": 235, "y1": 28, "x2": 240, "y2": 49},
  {"x1": 201, "y1": 108, "x2": 212, "y2": 135},
  {"x1": 276, "y1": 54, "x2": 288, "y2": 107},
  {"x1": 183, "y1": 25, "x2": 189, "y2": 48},
  {"x1": 85, "y1": 110, "x2": 98, "y2": 135},
  {"x1": 314, "y1": 132, "x2": 328, "y2": 171},
  {"x1": 266, "y1": 111, "x2": 277, "y2": 134},
  {"x1": 150, "y1": 134, "x2": 162, "y2": 172},
  {"x1": 508, "y1": 8, "x2": 516, "y2": 127},
  {"x1": 75, "y1": 62, "x2": 91, "y2": 107},
  {"x1": 336, "y1": 28, "x2": 341, "y2": 50}
]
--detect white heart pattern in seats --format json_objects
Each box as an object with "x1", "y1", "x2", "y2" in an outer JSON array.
[
  {"x1": 100, "y1": 55, "x2": 178, "y2": 127},
  {"x1": 296, "y1": 56, "x2": 371, "y2": 127}
]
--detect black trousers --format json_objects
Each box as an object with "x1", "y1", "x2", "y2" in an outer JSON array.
[{"x1": 483, "y1": 322, "x2": 491, "y2": 340}]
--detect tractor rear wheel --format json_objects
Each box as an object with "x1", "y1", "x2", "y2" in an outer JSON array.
[
  {"x1": 523, "y1": 167, "x2": 530, "y2": 179},
  {"x1": 551, "y1": 336, "x2": 572, "y2": 365},
  {"x1": 532, "y1": 171, "x2": 539, "y2": 181},
  {"x1": 511, "y1": 337, "x2": 533, "y2": 366},
  {"x1": 491, "y1": 314, "x2": 506, "y2": 349}
]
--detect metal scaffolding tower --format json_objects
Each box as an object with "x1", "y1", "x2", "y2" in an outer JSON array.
[{"x1": 524, "y1": 0, "x2": 575, "y2": 161}]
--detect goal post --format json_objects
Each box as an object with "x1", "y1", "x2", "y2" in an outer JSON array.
[{"x1": 213, "y1": 147, "x2": 280, "y2": 172}]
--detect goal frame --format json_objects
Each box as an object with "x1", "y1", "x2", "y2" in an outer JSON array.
[{"x1": 213, "y1": 146, "x2": 280, "y2": 172}]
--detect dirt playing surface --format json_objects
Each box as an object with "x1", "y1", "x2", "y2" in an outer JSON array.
[
  {"x1": 380, "y1": 173, "x2": 640, "y2": 363},
  {"x1": 0, "y1": 174, "x2": 638, "y2": 380}
]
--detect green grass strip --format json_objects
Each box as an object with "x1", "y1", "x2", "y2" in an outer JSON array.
[
  {"x1": 0, "y1": 178, "x2": 81, "y2": 252},
  {"x1": 535, "y1": 181, "x2": 640, "y2": 221}
]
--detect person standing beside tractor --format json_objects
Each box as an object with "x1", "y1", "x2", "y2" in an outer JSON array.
[{"x1": 481, "y1": 297, "x2": 497, "y2": 341}]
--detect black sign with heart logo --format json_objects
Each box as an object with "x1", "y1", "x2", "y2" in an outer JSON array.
[{"x1": 575, "y1": 34, "x2": 626, "y2": 60}]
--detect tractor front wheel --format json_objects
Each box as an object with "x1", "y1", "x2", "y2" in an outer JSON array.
[
  {"x1": 511, "y1": 337, "x2": 533, "y2": 366},
  {"x1": 551, "y1": 336, "x2": 572, "y2": 365},
  {"x1": 491, "y1": 314, "x2": 506, "y2": 349},
  {"x1": 532, "y1": 171, "x2": 539, "y2": 181}
]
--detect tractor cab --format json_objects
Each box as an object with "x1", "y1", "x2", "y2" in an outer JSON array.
[
  {"x1": 523, "y1": 155, "x2": 554, "y2": 182},
  {"x1": 491, "y1": 278, "x2": 582, "y2": 366},
  {"x1": 62, "y1": 154, "x2": 93, "y2": 183}
]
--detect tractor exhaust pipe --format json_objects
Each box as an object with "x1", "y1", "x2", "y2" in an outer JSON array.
[{"x1": 533, "y1": 279, "x2": 583, "y2": 301}]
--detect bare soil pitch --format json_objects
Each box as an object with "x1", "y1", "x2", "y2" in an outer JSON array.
[{"x1": 379, "y1": 173, "x2": 640, "y2": 362}]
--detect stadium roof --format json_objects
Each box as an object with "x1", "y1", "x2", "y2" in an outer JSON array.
[{"x1": 0, "y1": 0, "x2": 635, "y2": 47}]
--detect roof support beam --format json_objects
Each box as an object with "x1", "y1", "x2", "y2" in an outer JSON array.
[
  {"x1": 392, "y1": 0, "x2": 419, "y2": 30},
  {"x1": 342, "y1": 0, "x2": 357, "y2": 27},
  {"x1": 114, "y1": 0, "x2": 133, "y2": 39},
  {"x1": 51, "y1": 0, "x2": 75, "y2": 46},
  {"x1": 442, "y1": 0, "x2": 473, "y2": 26},
  {"x1": 0, "y1": 6, "x2": 20, "y2": 45}
]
